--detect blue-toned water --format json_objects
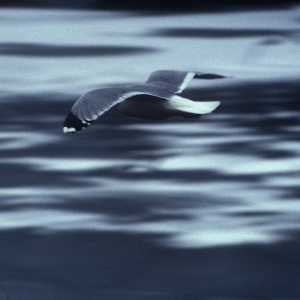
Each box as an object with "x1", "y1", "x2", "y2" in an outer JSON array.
[{"x1": 0, "y1": 7, "x2": 300, "y2": 300}]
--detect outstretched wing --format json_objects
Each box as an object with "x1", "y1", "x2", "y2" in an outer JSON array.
[
  {"x1": 145, "y1": 70, "x2": 226, "y2": 94},
  {"x1": 63, "y1": 88, "x2": 145, "y2": 133},
  {"x1": 145, "y1": 70, "x2": 196, "y2": 94}
]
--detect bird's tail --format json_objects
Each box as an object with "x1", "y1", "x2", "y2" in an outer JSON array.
[{"x1": 169, "y1": 95, "x2": 220, "y2": 115}]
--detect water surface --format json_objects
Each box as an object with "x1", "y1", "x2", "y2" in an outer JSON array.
[{"x1": 0, "y1": 7, "x2": 300, "y2": 300}]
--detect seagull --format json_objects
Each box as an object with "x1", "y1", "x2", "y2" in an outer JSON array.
[{"x1": 63, "y1": 70, "x2": 226, "y2": 133}]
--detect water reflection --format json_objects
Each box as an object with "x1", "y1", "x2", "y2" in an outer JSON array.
[
  {"x1": 0, "y1": 42, "x2": 158, "y2": 57},
  {"x1": 0, "y1": 229, "x2": 300, "y2": 300},
  {"x1": 151, "y1": 27, "x2": 297, "y2": 38}
]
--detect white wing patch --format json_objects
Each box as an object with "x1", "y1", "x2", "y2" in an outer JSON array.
[
  {"x1": 169, "y1": 95, "x2": 220, "y2": 114},
  {"x1": 177, "y1": 72, "x2": 196, "y2": 93},
  {"x1": 63, "y1": 127, "x2": 76, "y2": 133}
]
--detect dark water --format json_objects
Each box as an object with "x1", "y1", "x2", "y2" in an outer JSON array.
[{"x1": 1, "y1": 7, "x2": 300, "y2": 300}]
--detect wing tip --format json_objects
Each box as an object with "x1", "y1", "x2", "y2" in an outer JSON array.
[
  {"x1": 63, "y1": 126, "x2": 76, "y2": 133},
  {"x1": 194, "y1": 73, "x2": 227, "y2": 80},
  {"x1": 63, "y1": 112, "x2": 90, "y2": 133},
  {"x1": 208, "y1": 100, "x2": 221, "y2": 110}
]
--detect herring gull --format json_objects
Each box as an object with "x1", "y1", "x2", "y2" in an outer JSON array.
[{"x1": 63, "y1": 70, "x2": 226, "y2": 133}]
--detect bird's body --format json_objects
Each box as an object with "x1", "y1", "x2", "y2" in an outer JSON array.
[
  {"x1": 63, "y1": 70, "x2": 226, "y2": 133},
  {"x1": 114, "y1": 95, "x2": 174, "y2": 120}
]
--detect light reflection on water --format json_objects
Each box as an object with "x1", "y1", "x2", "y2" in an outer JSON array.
[{"x1": 0, "y1": 7, "x2": 300, "y2": 300}]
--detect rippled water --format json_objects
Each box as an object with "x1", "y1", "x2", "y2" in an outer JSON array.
[{"x1": 0, "y1": 7, "x2": 300, "y2": 300}]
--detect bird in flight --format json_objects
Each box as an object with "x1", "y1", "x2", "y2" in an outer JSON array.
[{"x1": 63, "y1": 70, "x2": 226, "y2": 133}]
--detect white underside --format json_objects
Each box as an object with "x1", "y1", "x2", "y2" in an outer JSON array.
[{"x1": 169, "y1": 95, "x2": 220, "y2": 114}]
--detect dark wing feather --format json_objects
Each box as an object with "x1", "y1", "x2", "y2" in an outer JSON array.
[
  {"x1": 194, "y1": 73, "x2": 227, "y2": 79},
  {"x1": 63, "y1": 87, "x2": 157, "y2": 133}
]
